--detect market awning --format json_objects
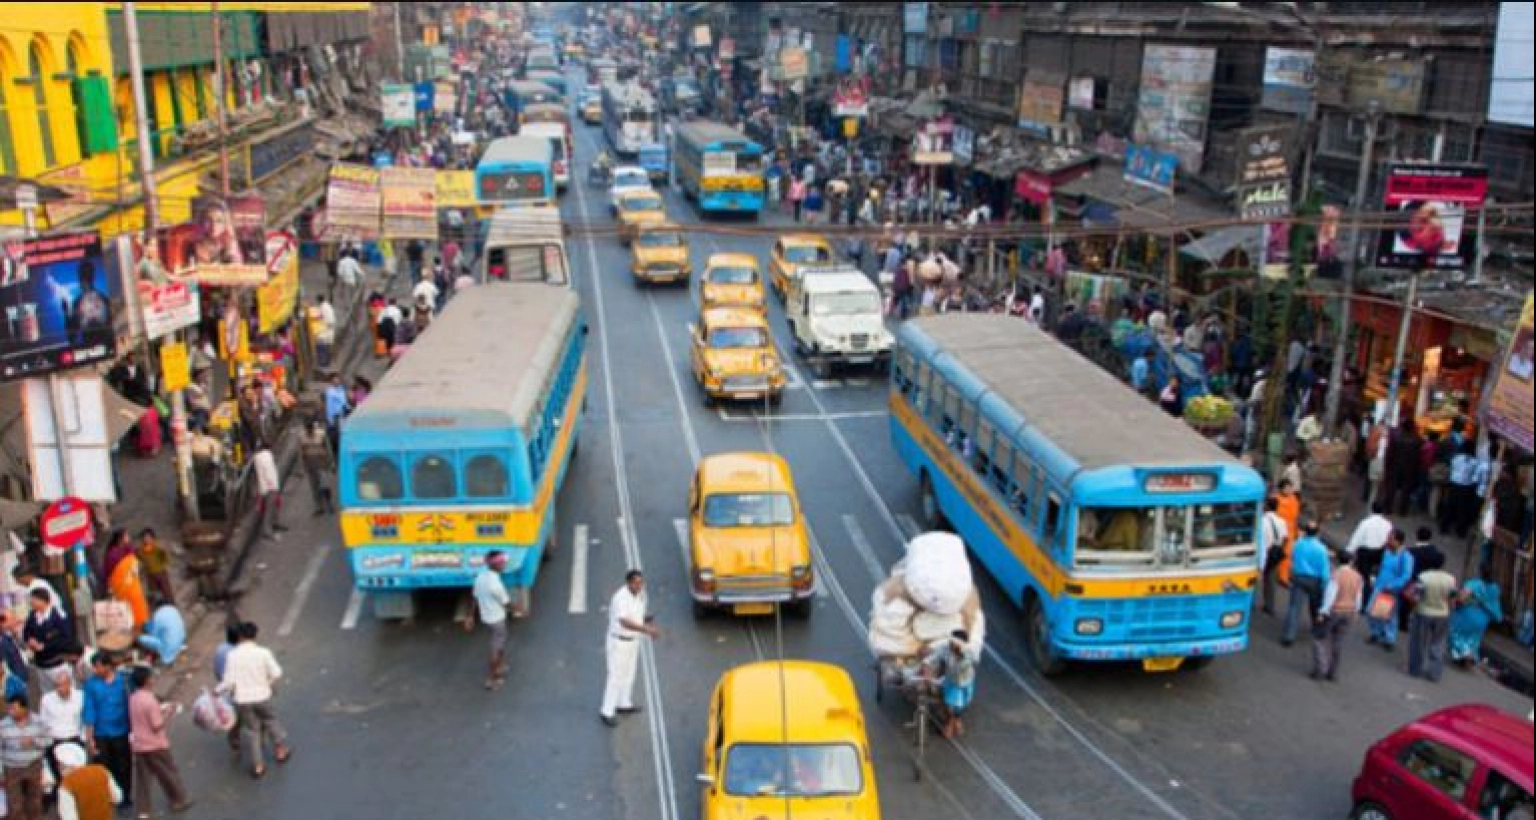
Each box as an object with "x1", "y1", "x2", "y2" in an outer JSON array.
[
  {"x1": 1055, "y1": 165, "x2": 1232, "y2": 232},
  {"x1": 1180, "y1": 225, "x2": 1263, "y2": 265}
]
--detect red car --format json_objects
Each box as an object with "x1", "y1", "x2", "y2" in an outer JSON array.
[{"x1": 1351, "y1": 704, "x2": 1533, "y2": 820}]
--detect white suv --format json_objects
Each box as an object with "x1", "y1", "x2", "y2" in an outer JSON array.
[{"x1": 784, "y1": 265, "x2": 893, "y2": 377}]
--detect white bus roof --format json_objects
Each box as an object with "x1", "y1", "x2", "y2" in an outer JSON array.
[
  {"x1": 484, "y1": 207, "x2": 564, "y2": 247},
  {"x1": 347, "y1": 284, "x2": 580, "y2": 434},
  {"x1": 676, "y1": 120, "x2": 754, "y2": 147},
  {"x1": 480, "y1": 136, "x2": 553, "y2": 165}
]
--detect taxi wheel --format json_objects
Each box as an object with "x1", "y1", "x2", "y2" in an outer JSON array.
[
  {"x1": 786, "y1": 598, "x2": 813, "y2": 620},
  {"x1": 1351, "y1": 802, "x2": 1393, "y2": 820},
  {"x1": 1024, "y1": 593, "x2": 1067, "y2": 677},
  {"x1": 692, "y1": 599, "x2": 711, "y2": 620}
]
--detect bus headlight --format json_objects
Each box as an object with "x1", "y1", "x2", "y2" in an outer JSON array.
[
  {"x1": 1220, "y1": 611, "x2": 1245, "y2": 630},
  {"x1": 1075, "y1": 618, "x2": 1104, "y2": 637}
]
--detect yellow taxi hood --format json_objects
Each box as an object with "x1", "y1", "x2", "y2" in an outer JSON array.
[
  {"x1": 714, "y1": 799, "x2": 870, "y2": 820},
  {"x1": 703, "y1": 283, "x2": 764, "y2": 309},
  {"x1": 634, "y1": 244, "x2": 690, "y2": 266},
  {"x1": 703, "y1": 348, "x2": 778, "y2": 376},
  {"x1": 621, "y1": 209, "x2": 666, "y2": 226},
  {"x1": 695, "y1": 526, "x2": 808, "y2": 573}
]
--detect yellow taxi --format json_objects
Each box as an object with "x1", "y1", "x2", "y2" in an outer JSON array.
[
  {"x1": 580, "y1": 94, "x2": 603, "y2": 125},
  {"x1": 688, "y1": 453, "x2": 814, "y2": 618},
  {"x1": 699, "y1": 253, "x2": 767, "y2": 314},
  {"x1": 698, "y1": 661, "x2": 881, "y2": 819},
  {"x1": 630, "y1": 224, "x2": 692, "y2": 285},
  {"x1": 688, "y1": 308, "x2": 785, "y2": 406},
  {"x1": 769, "y1": 234, "x2": 836, "y2": 301},
  {"x1": 614, "y1": 188, "x2": 666, "y2": 244}
]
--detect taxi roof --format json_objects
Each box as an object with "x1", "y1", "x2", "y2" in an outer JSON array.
[
  {"x1": 698, "y1": 452, "x2": 794, "y2": 494},
  {"x1": 701, "y1": 307, "x2": 770, "y2": 328},
  {"x1": 719, "y1": 662, "x2": 864, "y2": 744},
  {"x1": 779, "y1": 234, "x2": 833, "y2": 248},
  {"x1": 617, "y1": 188, "x2": 662, "y2": 203},
  {"x1": 707, "y1": 252, "x2": 759, "y2": 268}
]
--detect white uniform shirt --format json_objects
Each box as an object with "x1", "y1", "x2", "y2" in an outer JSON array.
[
  {"x1": 1346, "y1": 513, "x2": 1393, "y2": 556},
  {"x1": 337, "y1": 256, "x2": 364, "y2": 288},
  {"x1": 39, "y1": 689, "x2": 84, "y2": 741},
  {"x1": 473, "y1": 569, "x2": 511, "y2": 626},
  {"x1": 221, "y1": 642, "x2": 284, "y2": 705},
  {"x1": 314, "y1": 301, "x2": 337, "y2": 345},
  {"x1": 607, "y1": 587, "x2": 647, "y2": 640}
]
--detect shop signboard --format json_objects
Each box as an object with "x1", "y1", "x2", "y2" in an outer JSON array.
[
  {"x1": 159, "y1": 195, "x2": 269, "y2": 287},
  {"x1": 1261, "y1": 48, "x2": 1315, "y2": 115},
  {"x1": 1237, "y1": 123, "x2": 1292, "y2": 220},
  {"x1": 0, "y1": 231, "x2": 117, "y2": 381},
  {"x1": 911, "y1": 119, "x2": 954, "y2": 166},
  {"x1": 1375, "y1": 164, "x2": 1488, "y2": 271},
  {"x1": 1484, "y1": 293, "x2": 1535, "y2": 454},
  {"x1": 1017, "y1": 74, "x2": 1064, "y2": 133},
  {"x1": 1123, "y1": 143, "x2": 1178, "y2": 196},
  {"x1": 1489, "y1": 2, "x2": 1535, "y2": 128},
  {"x1": 413, "y1": 82, "x2": 435, "y2": 113},
  {"x1": 382, "y1": 84, "x2": 417, "y2": 128},
  {"x1": 435, "y1": 171, "x2": 478, "y2": 209},
  {"x1": 324, "y1": 164, "x2": 382, "y2": 241},
  {"x1": 381, "y1": 167, "x2": 438, "y2": 240},
  {"x1": 140, "y1": 280, "x2": 201, "y2": 341},
  {"x1": 1015, "y1": 170, "x2": 1053, "y2": 205},
  {"x1": 1134, "y1": 44, "x2": 1216, "y2": 174},
  {"x1": 257, "y1": 232, "x2": 300, "y2": 335},
  {"x1": 832, "y1": 78, "x2": 870, "y2": 118}
]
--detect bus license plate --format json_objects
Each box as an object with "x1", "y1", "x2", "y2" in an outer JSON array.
[
  {"x1": 734, "y1": 603, "x2": 774, "y2": 616},
  {"x1": 848, "y1": 356, "x2": 873, "y2": 365},
  {"x1": 1142, "y1": 657, "x2": 1185, "y2": 673}
]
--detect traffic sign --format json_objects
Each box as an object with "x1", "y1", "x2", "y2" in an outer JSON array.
[{"x1": 39, "y1": 497, "x2": 93, "y2": 553}]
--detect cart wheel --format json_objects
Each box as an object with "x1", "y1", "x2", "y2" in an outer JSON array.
[{"x1": 912, "y1": 702, "x2": 926, "y2": 781}]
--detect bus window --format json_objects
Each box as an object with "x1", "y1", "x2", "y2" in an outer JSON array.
[
  {"x1": 942, "y1": 386, "x2": 961, "y2": 444},
  {"x1": 1045, "y1": 493, "x2": 1063, "y2": 550},
  {"x1": 466, "y1": 454, "x2": 511, "y2": 499},
  {"x1": 412, "y1": 454, "x2": 458, "y2": 500},
  {"x1": 1077, "y1": 508, "x2": 1156, "y2": 557},
  {"x1": 1009, "y1": 451, "x2": 1034, "y2": 520},
  {"x1": 357, "y1": 456, "x2": 404, "y2": 502},
  {"x1": 973, "y1": 419, "x2": 995, "y2": 476},
  {"x1": 990, "y1": 441, "x2": 1012, "y2": 494},
  {"x1": 914, "y1": 361, "x2": 930, "y2": 413},
  {"x1": 1193, "y1": 502, "x2": 1257, "y2": 554}
]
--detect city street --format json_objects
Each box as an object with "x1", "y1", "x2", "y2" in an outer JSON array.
[{"x1": 158, "y1": 104, "x2": 1533, "y2": 820}]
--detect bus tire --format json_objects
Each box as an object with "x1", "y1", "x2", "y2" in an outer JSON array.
[
  {"x1": 919, "y1": 473, "x2": 946, "y2": 532},
  {"x1": 542, "y1": 526, "x2": 557, "y2": 564},
  {"x1": 1024, "y1": 592, "x2": 1067, "y2": 677},
  {"x1": 1182, "y1": 656, "x2": 1214, "y2": 672}
]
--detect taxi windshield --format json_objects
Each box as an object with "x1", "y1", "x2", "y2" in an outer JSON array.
[
  {"x1": 615, "y1": 170, "x2": 650, "y2": 188},
  {"x1": 638, "y1": 231, "x2": 684, "y2": 248},
  {"x1": 622, "y1": 195, "x2": 662, "y2": 212},
  {"x1": 708, "y1": 327, "x2": 768, "y2": 349},
  {"x1": 723, "y1": 744, "x2": 862, "y2": 798},
  {"x1": 708, "y1": 266, "x2": 758, "y2": 285},
  {"x1": 784, "y1": 245, "x2": 832, "y2": 264},
  {"x1": 703, "y1": 493, "x2": 795, "y2": 528}
]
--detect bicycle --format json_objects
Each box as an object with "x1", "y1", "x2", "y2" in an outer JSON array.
[{"x1": 874, "y1": 655, "x2": 942, "y2": 781}]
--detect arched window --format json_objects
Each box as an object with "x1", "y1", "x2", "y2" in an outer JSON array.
[
  {"x1": 0, "y1": 50, "x2": 17, "y2": 174},
  {"x1": 66, "y1": 41, "x2": 88, "y2": 158},
  {"x1": 29, "y1": 42, "x2": 55, "y2": 167},
  {"x1": 465, "y1": 454, "x2": 511, "y2": 499},
  {"x1": 411, "y1": 454, "x2": 457, "y2": 500},
  {"x1": 356, "y1": 456, "x2": 404, "y2": 502}
]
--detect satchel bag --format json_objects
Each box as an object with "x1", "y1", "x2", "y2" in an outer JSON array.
[{"x1": 1368, "y1": 590, "x2": 1397, "y2": 621}]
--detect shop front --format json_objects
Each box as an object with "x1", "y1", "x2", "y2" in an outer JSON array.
[{"x1": 1351, "y1": 298, "x2": 1496, "y2": 436}]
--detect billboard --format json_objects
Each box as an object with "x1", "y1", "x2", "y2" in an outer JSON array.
[
  {"x1": 1485, "y1": 294, "x2": 1535, "y2": 454},
  {"x1": 0, "y1": 231, "x2": 117, "y2": 381},
  {"x1": 1236, "y1": 124, "x2": 1292, "y2": 220},
  {"x1": 1262, "y1": 48, "x2": 1315, "y2": 115},
  {"x1": 159, "y1": 195, "x2": 269, "y2": 286},
  {"x1": 382, "y1": 84, "x2": 417, "y2": 128},
  {"x1": 1134, "y1": 44, "x2": 1216, "y2": 174},
  {"x1": 324, "y1": 164, "x2": 383, "y2": 241},
  {"x1": 381, "y1": 167, "x2": 438, "y2": 240},
  {"x1": 435, "y1": 171, "x2": 478, "y2": 209},
  {"x1": 1489, "y1": 2, "x2": 1535, "y2": 128},
  {"x1": 1375, "y1": 164, "x2": 1488, "y2": 271},
  {"x1": 1123, "y1": 144, "x2": 1178, "y2": 196}
]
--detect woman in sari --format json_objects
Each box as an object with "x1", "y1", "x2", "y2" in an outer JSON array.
[
  {"x1": 1448, "y1": 566, "x2": 1503, "y2": 666},
  {"x1": 107, "y1": 551, "x2": 151, "y2": 633}
]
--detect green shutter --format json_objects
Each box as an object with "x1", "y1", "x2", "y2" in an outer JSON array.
[{"x1": 74, "y1": 76, "x2": 119, "y2": 154}]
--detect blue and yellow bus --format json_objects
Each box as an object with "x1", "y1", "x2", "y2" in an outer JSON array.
[
  {"x1": 474, "y1": 136, "x2": 555, "y2": 210},
  {"x1": 504, "y1": 80, "x2": 562, "y2": 121},
  {"x1": 526, "y1": 69, "x2": 568, "y2": 100},
  {"x1": 340, "y1": 284, "x2": 588, "y2": 620},
  {"x1": 889, "y1": 315, "x2": 1265, "y2": 674},
  {"x1": 674, "y1": 121, "x2": 766, "y2": 217}
]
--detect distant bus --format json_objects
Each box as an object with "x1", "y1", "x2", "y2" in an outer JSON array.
[
  {"x1": 520, "y1": 122, "x2": 572, "y2": 191},
  {"x1": 504, "y1": 80, "x2": 562, "y2": 120},
  {"x1": 674, "y1": 121, "x2": 766, "y2": 216},
  {"x1": 474, "y1": 136, "x2": 555, "y2": 209},
  {"x1": 588, "y1": 57, "x2": 618, "y2": 86},
  {"x1": 526, "y1": 69, "x2": 568, "y2": 99},
  {"x1": 889, "y1": 315, "x2": 1265, "y2": 675},
  {"x1": 479, "y1": 207, "x2": 571, "y2": 287},
  {"x1": 340, "y1": 284, "x2": 588, "y2": 620},
  {"x1": 601, "y1": 81, "x2": 657, "y2": 156},
  {"x1": 524, "y1": 46, "x2": 560, "y2": 76}
]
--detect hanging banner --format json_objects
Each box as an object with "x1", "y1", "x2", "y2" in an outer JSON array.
[
  {"x1": 1262, "y1": 47, "x2": 1315, "y2": 115},
  {"x1": 257, "y1": 232, "x2": 300, "y2": 334},
  {"x1": 382, "y1": 84, "x2": 417, "y2": 128},
  {"x1": 1123, "y1": 143, "x2": 1178, "y2": 196},
  {"x1": 160, "y1": 340, "x2": 191, "y2": 393},
  {"x1": 0, "y1": 230, "x2": 117, "y2": 381},
  {"x1": 434, "y1": 80, "x2": 458, "y2": 116},
  {"x1": 435, "y1": 171, "x2": 479, "y2": 209},
  {"x1": 1135, "y1": 44, "x2": 1217, "y2": 174},
  {"x1": 1485, "y1": 294, "x2": 1535, "y2": 454},
  {"x1": 160, "y1": 195, "x2": 270, "y2": 287},
  {"x1": 324, "y1": 164, "x2": 382, "y2": 241},
  {"x1": 140, "y1": 281, "x2": 201, "y2": 341},
  {"x1": 381, "y1": 167, "x2": 439, "y2": 240},
  {"x1": 1375, "y1": 164, "x2": 1488, "y2": 271}
]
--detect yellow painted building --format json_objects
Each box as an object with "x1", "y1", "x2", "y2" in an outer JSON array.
[{"x1": 2, "y1": 2, "x2": 370, "y2": 235}]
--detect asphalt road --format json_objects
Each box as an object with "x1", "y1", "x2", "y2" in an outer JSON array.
[{"x1": 157, "y1": 94, "x2": 1534, "y2": 820}]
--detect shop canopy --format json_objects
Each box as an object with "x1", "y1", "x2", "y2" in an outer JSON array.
[
  {"x1": 1179, "y1": 225, "x2": 1264, "y2": 265},
  {"x1": 1055, "y1": 164, "x2": 1232, "y2": 232}
]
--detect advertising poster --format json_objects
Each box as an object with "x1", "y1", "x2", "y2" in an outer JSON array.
[
  {"x1": 0, "y1": 231, "x2": 117, "y2": 381},
  {"x1": 1375, "y1": 164, "x2": 1488, "y2": 271},
  {"x1": 1123, "y1": 144, "x2": 1178, "y2": 196},
  {"x1": 1236, "y1": 124, "x2": 1292, "y2": 220},
  {"x1": 1262, "y1": 48, "x2": 1315, "y2": 115},
  {"x1": 257, "y1": 232, "x2": 300, "y2": 335},
  {"x1": 434, "y1": 80, "x2": 458, "y2": 116},
  {"x1": 1134, "y1": 44, "x2": 1216, "y2": 174},
  {"x1": 381, "y1": 167, "x2": 439, "y2": 240},
  {"x1": 382, "y1": 84, "x2": 417, "y2": 128},
  {"x1": 324, "y1": 164, "x2": 383, "y2": 241},
  {"x1": 435, "y1": 171, "x2": 479, "y2": 209},
  {"x1": 160, "y1": 195, "x2": 269, "y2": 286},
  {"x1": 141, "y1": 281, "x2": 201, "y2": 341},
  {"x1": 160, "y1": 340, "x2": 190, "y2": 394},
  {"x1": 1485, "y1": 294, "x2": 1535, "y2": 454},
  {"x1": 911, "y1": 119, "x2": 954, "y2": 165}
]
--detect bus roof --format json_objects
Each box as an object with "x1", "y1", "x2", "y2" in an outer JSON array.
[
  {"x1": 521, "y1": 102, "x2": 569, "y2": 120},
  {"x1": 479, "y1": 136, "x2": 553, "y2": 165},
  {"x1": 348, "y1": 284, "x2": 580, "y2": 434},
  {"x1": 677, "y1": 120, "x2": 757, "y2": 149},
  {"x1": 484, "y1": 207, "x2": 564, "y2": 247},
  {"x1": 602, "y1": 81, "x2": 656, "y2": 107},
  {"x1": 904, "y1": 314, "x2": 1237, "y2": 472}
]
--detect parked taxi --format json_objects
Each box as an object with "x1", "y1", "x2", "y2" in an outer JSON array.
[
  {"x1": 769, "y1": 234, "x2": 836, "y2": 301},
  {"x1": 630, "y1": 224, "x2": 691, "y2": 285},
  {"x1": 688, "y1": 453, "x2": 814, "y2": 618},
  {"x1": 688, "y1": 308, "x2": 785, "y2": 406},
  {"x1": 698, "y1": 661, "x2": 880, "y2": 819},
  {"x1": 699, "y1": 253, "x2": 767, "y2": 314},
  {"x1": 614, "y1": 188, "x2": 666, "y2": 244}
]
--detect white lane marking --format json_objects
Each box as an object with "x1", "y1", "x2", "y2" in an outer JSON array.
[
  {"x1": 896, "y1": 513, "x2": 923, "y2": 541},
  {"x1": 844, "y1": 377, "x2": 872, "y2": 387},
  {"x1": 340, "y1": 589, "x2": 365, "y2": 631},
  {"x1": 842, "y1": 515, "x2": 890, "y2": 582},
  {"x1": 575, "y1": 137, "x2": 679, "y2": 820},
  {"x1": 671, "y1": 518, "x2": 693, "y2": 570},
  {"x1": 812, "y1": 379, "x2": 840, "y2": 390},
  {"x1": 568, "y1": 524, "x2": 590, "y2": 615},
  {"x1": 278, "y1": 546, "x2": 331, "y2": 638},
  {"x1": 647, "y1": 292, "x2": 704, "y2": 464}
]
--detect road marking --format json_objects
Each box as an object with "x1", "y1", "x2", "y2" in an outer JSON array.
[
  {"x1": 671, "y1": 518, "x2": 692, "y2": 569},
  {"x1": 812, "y1": 379, "x2": 840, "y2": 390},
  {"x1": 340, "y1": 589, "x2": 365, "y2": 631},
  {"x1": 896, "y1": 513, "x2": 922, "y2": 541},
  {"x1": 278, "y1": 546, "x2": 331, "y2": 638},
  {"x1": 842, "y1": 515, "x2": 890, "y2": 581},
  {"x1": 648, "y1": 292, "x2": 704, "y2": 464},
  {"x1": 568, "y1": 524, "x2": 590, "y2": 615}
]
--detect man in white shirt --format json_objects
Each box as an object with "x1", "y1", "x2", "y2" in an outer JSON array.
[
  {"x1": 220, "y1": 622, "x2": 290, "y2": 778},
  {"x1": 473, "y1": 552, "x2": 513, "y2": 691},
  {"x1": 336, "y1": 253, "x2": 364, "y2": 301},
  {"x1": 600, "y1": 571, "x2": 659, "y2": 727},
  {"x1": 1029, "y1": 289, "x2": 1046, "y2": 325},
  {"x1": 1346, "y1": 502, "x2": 1393, "y2": 558},
  {"x1": 1260, "y1": 497, "x2": 1290, "y2": 615},
  {"x1": 39, "y1": 670, "x2": 84, "y2": 782},
  {"x1": 413, "y1": 278, "x2": 441, "y2": 316},
  {"x1": 310, "y1": 296, "x2": 337, "y2": 369}
]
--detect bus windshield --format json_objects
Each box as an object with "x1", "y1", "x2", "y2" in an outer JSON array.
[
  {"x1": 709, "y1": 327, "x2": 768, "y2": 349},
  {"x1": 703, "y1": 494, "x2": 795, "y2": 528},
  {"x1": 724, "y1": 744, "x2": 862, "y2": 798},
  {"x1": 1076, "y1": 503, "x2": 1255, "y2": 569}
]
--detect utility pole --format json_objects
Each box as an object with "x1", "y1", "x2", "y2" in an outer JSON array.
[
  {"x1": 1383, "y1": 135, "x2": 1447, "y2": 431},
  {"x1": 213, "y1": 0, "x2": 231, "y2": 199},
  {"x1": 126, "y1": 1, "x2": 201, "y2": 521},
  {"x1": 1322, "y1": 101, "x2": 1382, "y2": 436},
  {"x1": 394, "y1": 2, "x2": 407, "y2": 82}
]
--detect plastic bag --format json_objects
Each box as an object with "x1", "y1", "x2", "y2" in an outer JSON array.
[{"x1": 192, "y1": 687, "x2": 237, "y2": 733}]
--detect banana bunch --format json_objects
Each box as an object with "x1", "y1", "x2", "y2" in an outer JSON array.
[{"x1": 1184, "y1": 394, "x2": 1235, "y2": 427}]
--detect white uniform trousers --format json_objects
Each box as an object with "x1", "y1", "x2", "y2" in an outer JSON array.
[{"x1": 601, "y1": 635, "x2": 641, "y2": 718}]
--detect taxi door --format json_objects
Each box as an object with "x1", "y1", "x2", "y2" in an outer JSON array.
[
  {"x1": 768, "y1": 241, "x2": 788, "y2": 301},
  {"x1": 699, "y1": 684, "x2": 726, "y2": 817}
]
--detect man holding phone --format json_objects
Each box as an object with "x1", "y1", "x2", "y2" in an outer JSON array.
[{"x1": 600, "y1": 570, "x2": 659, "y2": 727}]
